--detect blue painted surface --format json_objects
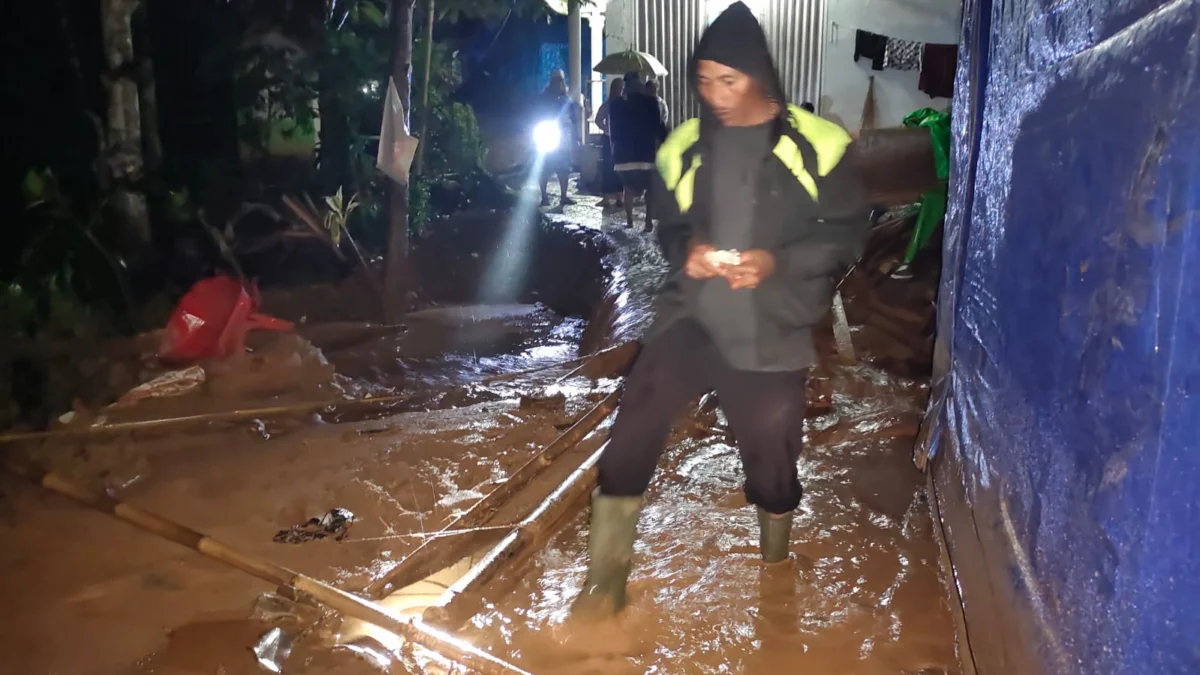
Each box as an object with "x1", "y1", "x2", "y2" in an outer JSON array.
[{"x1": 921, "y1": 0, "x2": 1200, "y2": 673}]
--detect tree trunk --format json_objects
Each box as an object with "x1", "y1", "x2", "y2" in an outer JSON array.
[
  {"x1": 101, "y1": 0, "x2": 151, "y2": 253},
  {"x1": 318, "y1": 81, "x2": 351, "y2": 192},
  {"x1": 132, "y1": 1, "x2": 163, "y2": 174},
  {"x1": 413, "y1": 0, "x2": 435, "y2": 176},
  {"x1": 383, "y1": 0, "x2": 415, "y2": 324}
]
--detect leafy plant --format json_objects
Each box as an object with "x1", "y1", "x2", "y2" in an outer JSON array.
[
  {"x1": 413, "y1": 42, "x2": 487, "y2": 178},
  {"x1": 323, "y1": 187, "x2": 361, "y2": 246},
  {"x1": 16, "y1": 168, "x2": 132, "y2": 331}
]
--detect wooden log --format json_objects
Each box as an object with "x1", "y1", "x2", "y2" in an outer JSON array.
[
  {"x1": 421, "y1": 441, "x2": 608, "y2": 630},
  {"x1": 365, "y1": 387, "x2": 623, "y2": 598},
  {"x1": 4, "y1": 460, "x2": 529, "y2": 675},
  {"x1": 420, "y1": 393, "x2": 718, "y2": 630},
  {"x1": 0, "y1": 394, "x2": 413, "y2": 446},
  {"x1": 854, "y1": 127, "x2": 939, "y2": 207}
]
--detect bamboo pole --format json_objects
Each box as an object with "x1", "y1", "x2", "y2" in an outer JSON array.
[
  {"x1": 553, "y1": 340, "x2": 639, "y2": 385},
  {"x1": 3, "y1": 460, "x2": 529, "y2": 675},
  {"x1": 422, "y1": 441, "x2": 607, "y2": 630},
  {"x1": 0, "y1": 394, "x2": 412, "y2": 446},
  {"x1": 481, "y1": 340, "x2": 634, "y2": 385},
  {"x1": 366, "y1": 387, "x2": 622, "y2": 598}
]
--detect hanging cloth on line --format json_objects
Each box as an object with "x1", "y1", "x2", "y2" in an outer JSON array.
[
  {"x1": 919, "y1": 44, "x2": 958, "y2": 98},
  {"x1": 853, "y1": 30, "x2": 887, "y2": 71},
  {"x1": 884, "y1": 38, "x2": 923, "y2": 70}
]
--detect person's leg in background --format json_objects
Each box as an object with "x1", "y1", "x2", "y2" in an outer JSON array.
[
  {"x1": 619, "y1": 170, "x2": 636, "y2": 229},
  {"x1": 556, "y1": 149, "x2": 575, "y2": 207},
  {"x1": 715, "y1": 367, "x2": 807, "y2": 564},
  {"x1": 558, "y1": 167, "x2": 573, "y2": 207},
  {"x1": 539, "y1": 163, "x2": 552, "y2": 206},
  {"x1": 630, "y1": 170, "x2": 653, "y2": 233},
  {"x1": 574, "y1": 321, "x2": 712, "y2": 618},
  {"x1": 601, "y1": 137, "x2": 623, "y2": 209}
]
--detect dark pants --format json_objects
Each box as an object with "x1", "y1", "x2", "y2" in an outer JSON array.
[
  {"x1": 598, "y1": 320, "x2": 807, "y2": 514},
  {"x1": 600, "y1": 136, "x2": 622, "y2": 194}
]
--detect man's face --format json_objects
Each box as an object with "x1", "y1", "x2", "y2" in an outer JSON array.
[
  {"x1": 696, "y1": 59, "x2": 755, "y2": 125},
  {"x1": 549, "y1": 71, "x2": 566, "y2": 94}
]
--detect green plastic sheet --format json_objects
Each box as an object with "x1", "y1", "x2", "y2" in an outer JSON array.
[{"x1": 901, "y1": 108, "x2": 951, "y2": 266}]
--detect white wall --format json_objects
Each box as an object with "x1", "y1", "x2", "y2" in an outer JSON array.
[{"x1": 821, "y1": 0, "x2": 961, "y2": 129}]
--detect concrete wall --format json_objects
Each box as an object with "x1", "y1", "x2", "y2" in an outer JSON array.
[{"x1": 821, "y1": 0, "x2": 961, "y2": 129}]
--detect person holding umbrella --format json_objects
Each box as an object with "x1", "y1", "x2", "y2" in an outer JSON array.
[
  {"x1": 572, "y1": 1, "x2": 870, "y2": 619},
  {"x1": 608, "y1": 72, "x2": 667, "y2": 230}
]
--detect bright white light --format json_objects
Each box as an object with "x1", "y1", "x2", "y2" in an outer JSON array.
[{"x1": 533, "y1": 120, "x2": 562, "y2": 154}]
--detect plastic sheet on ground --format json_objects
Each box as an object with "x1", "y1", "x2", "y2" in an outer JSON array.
[{"x1": 916, "y1": 0, "x2": 1200, "y2": 673}]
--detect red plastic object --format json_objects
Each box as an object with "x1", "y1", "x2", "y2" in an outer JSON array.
[{"x1": 159, "y1": 276, "x2": 294, "y2": 364}]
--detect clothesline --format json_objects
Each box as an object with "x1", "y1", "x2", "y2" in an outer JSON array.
[{"x1": 845, "y1": 23, "x2": 958, "y2": 99}]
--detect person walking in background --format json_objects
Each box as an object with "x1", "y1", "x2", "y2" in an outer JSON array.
[
  {"x1": 537, "y1": 69, "x2": 580, "y2": 209},
  {"x1": 571, "y1": 1, "x2": 870, "y2": 620},
  {"x1": 595, "y1": 78, "x2": 626, "y2": 210},
  {"x1": 608, "y1": 72, "x2": 667, "y2": 231},
  {"x1": 646, "y1": 79, "x2": 670, "y2": 126}
]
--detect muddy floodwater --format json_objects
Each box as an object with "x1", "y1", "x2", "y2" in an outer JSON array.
[
  {"x1": 0, "y1": 194, "x2": 959, "y2": 675},
  {"x1": 460, "y1": 362, "x2": 959, "y2": 675}
]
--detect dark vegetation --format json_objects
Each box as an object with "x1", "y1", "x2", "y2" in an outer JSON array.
[{"x1": 0, "y1": 0, "x2": 558, "y2": 428}]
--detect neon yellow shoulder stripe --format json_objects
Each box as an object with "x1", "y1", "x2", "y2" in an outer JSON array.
[
  {"x1": 656, "y1": 118, "x2": 701, "y2": 189},
  {"x1": 772, "y1": 104, "x2": 853, "y2": 199},
  {"x1": 657, "y1": 106, "x2": 852, "y2": 207},
  {"x1": 784, "y1": 104, "x2": 852, "y2": 177}
]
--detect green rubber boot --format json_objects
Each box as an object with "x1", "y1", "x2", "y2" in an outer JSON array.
[
  {"x1": 571, "y1": 488, "x2": 642, "y2": 620},
  {"x1": 757, "y1": 507, "x2": 794, "y2": 564}
]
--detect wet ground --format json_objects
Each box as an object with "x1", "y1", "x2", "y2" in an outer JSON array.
[
  {"x1": 465, "y1": 362, "x2": 957, "y2": 675},
  {"x1": 0, "y1": 184, "x2": 959, "y2": 675}
]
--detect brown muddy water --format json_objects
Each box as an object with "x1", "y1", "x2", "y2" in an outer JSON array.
[
  {"x1": 462, "y1": 364, "x2": 959, "y2": 675},
  {"x1": 0, "y1": 195, "x2": 959, "y2": 675}
]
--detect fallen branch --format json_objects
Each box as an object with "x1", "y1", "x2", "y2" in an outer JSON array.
[
  {"x1": 0, "y1": 394, "x2": 412, "y2": 446},
  {"x1": 422, "y1": 441, "x2": 609, "y2": 630},
  {"x1": 366, "y1": 386, "x2": 623, "y2": 598},
  {"x1": 4, "y1": 460, "x2": 529, "y2": 675}
]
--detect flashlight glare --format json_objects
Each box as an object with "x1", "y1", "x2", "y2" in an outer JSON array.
[{"x1": 533, "y1": 121, "x2": 562, "y2": 154}]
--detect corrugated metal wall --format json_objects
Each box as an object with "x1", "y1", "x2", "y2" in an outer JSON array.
[
  {"x1": 621, "y1": 0, "x2": 826, "y2": 127},
  {"x1": 759, "y1": 0, "x2": 826, "y2": 108},
  {"x1": 628, "y1": 0, "x2": 707, "y2": 127}
]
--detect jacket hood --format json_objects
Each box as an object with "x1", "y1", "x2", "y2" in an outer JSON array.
[{"x1": 688, "y1": 2, "x2": 786, "y2": 114}]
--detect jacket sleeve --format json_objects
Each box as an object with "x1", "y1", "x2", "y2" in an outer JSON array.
[
  {"x1": 652, "y1": 169, "x2": 695, "y2": 268},
  {"x1": 772, "y1": 144, "x2": 872, "y2": 280}
]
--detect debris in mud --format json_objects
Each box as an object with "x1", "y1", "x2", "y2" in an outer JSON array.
[
  {"x1": 274, "y1": 507, "x2": 356, "y2": 544},
  {"x1": 252, "y1": 590, "x2": 323, "y2": 625},
  {"x1": 252, "y1": 626, "x2": 294, "y2": 673},
  {"x1": 110, "y1": 366, "x2": 206, "y2": 408},
  {"x1": 519, "y1": 392, "x2": 567, "y2": 413}
]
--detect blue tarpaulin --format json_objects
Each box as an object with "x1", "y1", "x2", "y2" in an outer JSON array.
[{"x1": 918, "y1": 0, "x2": 1200, "y2": 673}]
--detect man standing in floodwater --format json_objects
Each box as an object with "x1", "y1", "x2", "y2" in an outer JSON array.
[{"x1": 572, "y1": 1, "x2": 870, "y2": 619}]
